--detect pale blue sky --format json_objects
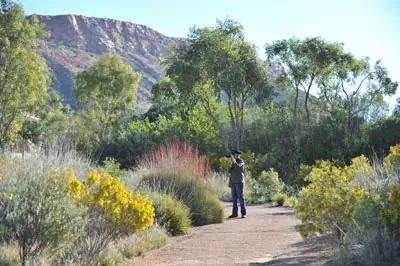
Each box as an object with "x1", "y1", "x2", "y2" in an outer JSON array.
[{"x1": 20, "y1": 0, "x2": 400, "y2": 106}]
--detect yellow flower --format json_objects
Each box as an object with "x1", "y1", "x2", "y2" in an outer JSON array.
[
  {"x1": 66, "y1": 170, "x2": 155, "y2": 233},
  {"x1": 87, "y1": 170, "x2": 101, "y2": 186}
]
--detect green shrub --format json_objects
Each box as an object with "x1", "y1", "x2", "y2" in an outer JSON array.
[
  {"x1": 210, "y1": 172, "x2": 231, "y2": 202},
  {"x1": 296, "y1": 156, "x2": 371, "y2": 241},
  {"x1": 296, "y1": 164, "x2": 313, "y2": 187},
  {"x1": 327, "y1": 158, "x2": 400, "y2": 265},
  {"x1": 200, "y1": 190, "x2": 225, "y2": 225},
  {"x1": 283, "y1": 196, "x2": 298, "y2": 207},
  {"x1": 98, "y1": 244, "x2": 123, "y2": 266},
  {"x1": 243, "y1": 170, "x2": 285, "y2": 204},
  {"x1": 140, "y1": 168, "x2": 224, "y2": 226},
  {"x1": 246, "y1": 195, "x2": 266, "y2": 204},
  {"x1": 100, "y1": 157, "x2": 127, "y2": 178},
  {"x1": 150, "y1": 192, "x2": 191, "y2": 236},
  {"x1": 122, "y1": 224, "x2": 168, "y2": 257},
  {"x1": 272, "y1": 193, "x2": 288, "y2": 206},
  {"x1": 258, "y1": 169, "x2": 284, "y2": 201},
  {"x1": 384, "y1": 144, "x2": 400, "y2": 171},
  {"x1": 59, "y1": 169, "x2": 155, "y2": 265},
  {"x1": 244, "y1": 174, "x2": 260, "y2": 202},
  {"x1": 121, "y1": 169, "x2": 146, "y2": 189},
  {"x1": 331, "y1": 226, "x2": 400, "y2": 266},
  {"x1": 0, "y1": 161, "x2": 87, "y2": 266},
  {"x1": 297, "y1": 150, "x2": 400, "y2": 265}
]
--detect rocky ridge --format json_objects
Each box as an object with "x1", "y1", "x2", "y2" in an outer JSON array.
[{"x1": 34, "y1": 14, "x2": 184, "y2": 107}]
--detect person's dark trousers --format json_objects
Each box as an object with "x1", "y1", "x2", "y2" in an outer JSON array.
[{"x1": 231, "y1": 182, "x2": 247, "y2": 217}]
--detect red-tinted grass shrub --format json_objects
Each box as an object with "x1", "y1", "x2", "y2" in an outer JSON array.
[
  {"x1": 138, "y1": 142, "x2": 211, "y2": 178},
  {"x1": 138, "y1": 142, "x2": 224, "y2": 226}
]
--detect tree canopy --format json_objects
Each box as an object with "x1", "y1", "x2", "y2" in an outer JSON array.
[
  {"x1": 74, "y1": 53, "x2": 141, "y2": 145},
  {"x1": 0, "y1": 0, "x2": 50, "y2": 147},
  {"x1": 156, "y1": 18, "x2": 273, "y2": 151}
]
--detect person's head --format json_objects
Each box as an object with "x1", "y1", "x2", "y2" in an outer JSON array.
[{"x1": 231, "y1": 150, "x2": 242, "y2": 160}]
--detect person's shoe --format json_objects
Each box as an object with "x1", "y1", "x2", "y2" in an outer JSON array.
[
  {"x1": 241, "y1": 215, "x2": 247, "y2": 218},
  {"x1": 228, "y1": 215, "x2": 238, "y2": 219}
]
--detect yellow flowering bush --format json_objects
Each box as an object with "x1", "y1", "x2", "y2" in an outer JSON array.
[
  {"x1": 296, "y1": 156, "x2": 371, "y2": 241},
  {"x1": 296, "y1": 163, "x2": 314, "y2": 187},
  {"x1": 0, "y1": 168, "x2": 88, "y2": 266},
  {"x1": 380, "y1": 184, "x2": 400, "y2": 238},
  {"x1": 63, "y1": 170, "x2": 155, "y2": 263},
  {"x1": 384, "y1": 144, "x2": 400, "y2": 171},
  {"x1": 66, "y1": 170, "x2": 154, "y2": 233}
]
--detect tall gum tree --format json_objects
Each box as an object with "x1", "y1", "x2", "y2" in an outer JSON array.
[
  {"x1": 74, "y1": 53, "x2": 141, "y2": 147},
  {"x1": 266, "y1": 37, "x2": 360, "y2": 166},
  {"x1": 0, "y1": 0, "x2": 50, "y2": 148},
  {"x1": 318, "y1": 55, "x2": 398, "y2": 155},
  {"x1": 155, "y1": 18, "x2": 273, "y2": 152}
]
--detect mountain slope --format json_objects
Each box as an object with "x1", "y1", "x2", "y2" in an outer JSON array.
[{"x1": 35, "y1": 15, "x2": 184, "y2": 107}]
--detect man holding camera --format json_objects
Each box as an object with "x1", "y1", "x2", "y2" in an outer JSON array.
[{"x1": 228, "y1": 150, "x2": 247, "y2": 218}]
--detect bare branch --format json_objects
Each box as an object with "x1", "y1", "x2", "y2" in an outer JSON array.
[
  {"x1": 352, "y1": 72, "x2": 372, "y2": 98},
  {"x1": 341, "y1": 79, "x2": 350, "y2": 101}
]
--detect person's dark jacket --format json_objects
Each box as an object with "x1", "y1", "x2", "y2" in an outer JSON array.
[{"x1": 229, "y1": 157, "x2": 245, "y2": 186}]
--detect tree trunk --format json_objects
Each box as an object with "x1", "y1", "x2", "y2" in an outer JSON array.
[
  {"x1": 202, "y1": 103, "x2": 231, "y2": 153},
  {"x1": 304, "y1": 75, "x2": 315, "y2": 137},
  {"x1": 294, "y1": 120, "x2": 301, "y2": 168},
  {"x1": 239, "y1": 98, "x2": 246, "y2": 151},
  {"x1": 20, "y1": 241, "x2": 26, "y2": 266},
  {"x1": 305, "y1": 97, "x2": 311, "y2": 131},
  {"x1": 293, "y1": 86, "x2": 301, "y2": 167},
  {"x1": 235, "y1": 127, "x2": 241, "y2": 151},
  {"x1": 220, "y1": 125, "x2": 230, "y2": 153},
  {"x1": 228, "y1": 99, "x2": 240, "y2": 151}
]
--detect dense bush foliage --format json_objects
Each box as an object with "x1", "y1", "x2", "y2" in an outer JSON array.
[
  {"x1": 67, "y1": 170, "x2": 154, "y2": 233},
  {"x1": 257, "y1": 169, "x2": 284, "y2": 201},
  {"x1": 0, "y1": 148, "x2": 158, "y2": 266},
  {"x1": 141, "y1": 168, "x2": 224, "y2": 226},
  {"x1": 296, "y1": 156, "x2": 372, "y2": 241},
  {"x1": 63, "y1": 169, "x2": 154, "y2": 263},
  {"x1": 296, "y1": 144, "x2": 400, "y2": 265},
  {"x1": 272, "y1": 193, "x2": 288, "y2": 206},
  {"x1": 150, "y1": 192, "x2": 191, "y2": 236},
  {"x1": 137, "y1": 142, "x2": 223, "y2": 226},
  {"x1": 0, "y1": 164, "x2": 87, "y2": 265}
]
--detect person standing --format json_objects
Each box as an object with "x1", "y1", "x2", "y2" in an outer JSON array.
[{"x1": 228, "y1": 150, "x2": 247, "y2": 218}]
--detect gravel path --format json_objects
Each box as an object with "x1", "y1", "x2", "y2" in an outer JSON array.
[{"x1": 124, "y1": 203, "x2": 331, "y2": 266}]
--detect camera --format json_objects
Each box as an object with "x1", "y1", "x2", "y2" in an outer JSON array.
[{"x1": 224, "y1": 150, "x2": 242, "y2": 158}]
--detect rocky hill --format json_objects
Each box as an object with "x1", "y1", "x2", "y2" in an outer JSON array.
[
  {"x1": 35, "y1": 15, "x2": 287, "y2": 110},
  {"x1": 35, "y1": 15, "x2": 184, "y2": 108}
]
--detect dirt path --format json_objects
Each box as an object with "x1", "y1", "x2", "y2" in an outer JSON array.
[{"x1": 124, "y1": 203, "x2": 331, "y2": 266}]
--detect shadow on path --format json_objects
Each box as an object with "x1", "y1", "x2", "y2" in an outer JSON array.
[
  {"x1": 270, "y1": 211, "x2": 296, "y2": 216},
  {"x1": 248, "y1": 235, "x2": 333, "y2": 266}
]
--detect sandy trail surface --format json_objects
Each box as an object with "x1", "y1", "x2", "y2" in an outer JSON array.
[{"x1": 124, "y1": 203, "x2": 331, "y2": 266}]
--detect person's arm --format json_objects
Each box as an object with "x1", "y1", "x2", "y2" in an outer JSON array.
[
  {"x1": 228, "y1": 157, "x2": 234, "y2": 173},
  {"x1": 228, "y1": 158, "x2": 233, "y2": 186},
  {"x1": 231, "y1": 157, "x2": 244, "y2": 167}
]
